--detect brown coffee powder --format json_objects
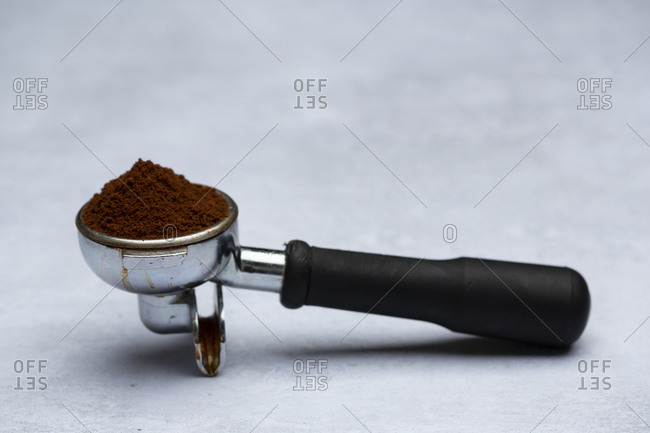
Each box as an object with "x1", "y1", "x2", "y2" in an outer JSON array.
[{"x1": 81, "y1": 159, "x2": 229, "y2": 240}]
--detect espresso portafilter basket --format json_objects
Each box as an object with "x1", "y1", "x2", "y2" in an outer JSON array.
[{"x1": 76, "y1": 188, "x2": 590, "y2": 376}]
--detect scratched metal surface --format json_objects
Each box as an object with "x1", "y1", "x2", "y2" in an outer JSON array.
[{"x1": 1, "y1": 1, "x2": 649, "y2": 432}]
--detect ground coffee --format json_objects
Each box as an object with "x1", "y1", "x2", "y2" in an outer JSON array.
[{"x1": 81, "y1": 159, "x2": 229, "y2": 240}]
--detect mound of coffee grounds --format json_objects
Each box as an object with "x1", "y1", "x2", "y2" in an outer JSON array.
[{"x1": 81, "y1": 159, "x2": 229, "y2": 240}]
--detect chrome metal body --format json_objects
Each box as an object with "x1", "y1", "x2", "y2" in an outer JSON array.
[
  {"x1": 219, "y1": 247, "x2": 284, "y2": 292},
  {"x1": 75, "y1": 188, "x2": 285, "y2": 376}
]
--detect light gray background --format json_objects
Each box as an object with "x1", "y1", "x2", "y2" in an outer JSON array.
[{"x1": 1, "y1": 1, "x2": 649, "y2": 432}]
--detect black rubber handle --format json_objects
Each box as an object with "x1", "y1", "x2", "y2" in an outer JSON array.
[{"x1": 281, "y1": 240, "x2": 590, "y2": 347}]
